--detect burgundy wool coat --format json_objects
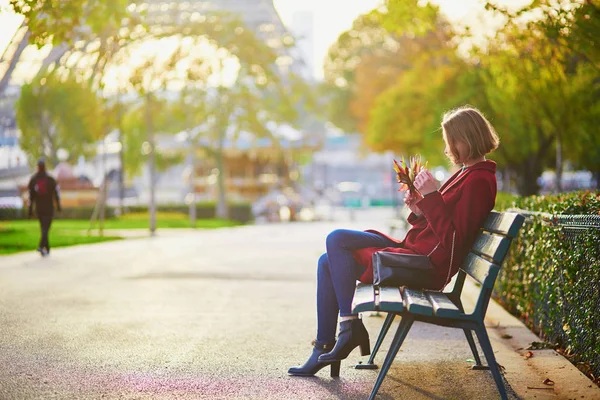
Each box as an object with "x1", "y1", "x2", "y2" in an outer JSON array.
[{"x1": 353, "y1": 160, "x2": 498, "y2": 290}]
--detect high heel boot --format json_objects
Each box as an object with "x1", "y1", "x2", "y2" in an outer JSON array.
[
  {"x1": 318, "y1": 318, "x2": 370, "y2": 362},
  {"x1": 288, "y1": 341, "x2": 340, "y2": 377}
]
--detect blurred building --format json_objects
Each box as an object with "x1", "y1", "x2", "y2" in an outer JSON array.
[
  {"x1": 290, "y1": 11, "x2": 315, "y2": 80},
  {"x1": 141, "y1": 0, "x2": 310, "y2": 78},
  {"x1": 304, "y1": 132, "x2": 400, "y2": 207}
]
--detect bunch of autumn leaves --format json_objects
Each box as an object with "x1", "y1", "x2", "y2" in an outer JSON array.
[{"x1": 393, "y1": 155, "x2": 428, "y2": 195}]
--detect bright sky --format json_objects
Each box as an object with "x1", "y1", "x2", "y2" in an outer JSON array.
[{"x1": 0, "y1": 0, "x2": 531, "y2": 80}]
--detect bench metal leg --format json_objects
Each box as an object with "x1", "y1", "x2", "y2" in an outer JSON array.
[
  {"x1": 356, "y1": 313, "x2": 396, "y2": 370},
  {"x1": 474, "y1": 326, "x2": 508, "y2": 400},
  {"x1": 463, "y1": 329, "x2": 487, "y2": 369},
  {"x1": 368, "y1": 315, "x2": 414, "y2": 400}
]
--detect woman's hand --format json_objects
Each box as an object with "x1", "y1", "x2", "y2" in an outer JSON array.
[
  {"x1": 414, "y1": 170, "x2": 438, "y2": 196},
  {"x1": 404, "y1": 190, "x2": 423, "y2": 216}
]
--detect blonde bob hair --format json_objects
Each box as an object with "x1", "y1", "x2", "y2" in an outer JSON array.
[{"x1": 442, "y1": 106, "x2": 499, "y2": 165}]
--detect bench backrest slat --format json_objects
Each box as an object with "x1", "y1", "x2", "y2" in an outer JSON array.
[
  {"x1": 483, "y1": 211, "x2": 524, "y2": 239},
  {"x1": 471, "y1": 232, "x2": 511, "y2": 264},
  {"x1": 461, "y1": 253, "x2": 500, "y2": 288},
  {"x1": 461, "y1": 212, "x2": 525, "y2": 291}
]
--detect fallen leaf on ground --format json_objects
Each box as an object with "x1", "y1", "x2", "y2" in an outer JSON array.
[
  {"x1": 543, "y1": 378, "x2": 555, "y2": 386},
  {"x1": 501, "y1": 334, "x2": 513, "y2": 339},
  {"x1": 576, "y1": 362, "x2": 593, "y2": 375},
  {"x1": 527, "y1": 341, "x2": 556, "y2": 350}
]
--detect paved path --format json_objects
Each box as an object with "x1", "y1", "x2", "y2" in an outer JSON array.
[{"x1": 0, "y1": 208, "x2": 597, "y2": 399}]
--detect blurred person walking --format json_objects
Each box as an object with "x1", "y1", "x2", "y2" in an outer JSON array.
[{"x1": 28, "y1": 159, "x2": 61, "y2": 256}]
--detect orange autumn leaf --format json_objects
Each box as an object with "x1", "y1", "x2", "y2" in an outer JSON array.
[{"x1": 393, "y1": 155, "x2": 427, "y2": 194}]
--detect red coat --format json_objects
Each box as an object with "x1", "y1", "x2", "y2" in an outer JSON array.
[{"x1": 353, "y1": 160, "x2": 497, "y2": 289}]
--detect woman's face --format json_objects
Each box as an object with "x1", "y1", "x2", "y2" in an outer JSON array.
[{"x1": 444, "y1": 136, "x2": 469, "y2": 165}]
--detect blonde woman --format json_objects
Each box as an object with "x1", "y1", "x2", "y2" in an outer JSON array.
[{"x1": 288, "y1": 106, "x2": 500, "y2": 377}]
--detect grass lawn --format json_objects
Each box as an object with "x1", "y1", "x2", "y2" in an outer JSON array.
[{"x1": 0, "y1": 212, "x2": 243, "y2": 255}]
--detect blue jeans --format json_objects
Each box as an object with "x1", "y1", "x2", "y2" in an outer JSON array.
[{"x1": 316, "y1": 229, "x2": 398, "y2": 344}]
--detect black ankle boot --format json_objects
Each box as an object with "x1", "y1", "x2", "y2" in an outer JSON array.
[
  {"x1": 288, "y1": 341, "x2": 340, "y2": 377},
  {"x1": 318, "y1": 319, "x2": 370, "y2": 363}
]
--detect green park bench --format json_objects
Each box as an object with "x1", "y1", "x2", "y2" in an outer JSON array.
[{"x1": 352, "y1": 211, "x2": 525, "y2": 400}]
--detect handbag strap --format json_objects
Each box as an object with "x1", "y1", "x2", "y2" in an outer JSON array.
[{"x1": 441, "y1": 231, "x2": 456, "y2": 290}]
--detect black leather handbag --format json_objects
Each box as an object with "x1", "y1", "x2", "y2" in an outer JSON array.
[
  {"x1": 372, "y1": 252, "x2": 435, "y2": 288},
  {"x1": 372, "y1": 231, "x2": 456, "y2": 289}
]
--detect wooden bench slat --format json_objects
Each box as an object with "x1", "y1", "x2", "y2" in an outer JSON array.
[
  {"x1": 471, "y1": 233, "x2": 511, "y2": 264},
  {"x1": 484, "y1": 212, "x2": 525, "y2": 239},
  {"x1": 378, "y1": 287, "x2": 405, "y2": 313},
  {"x1": 352, "y1": 284, "x2": 378, "y2": 313},
  {"x1": 403, "y1": 288, "x2": 433, "y2": 316},
  {"x1": 461, "y1": 253, "x2": 501, "y2": 288},
  {"x1": 426, "y1": 292, "x2": 462, "y2": 318}
]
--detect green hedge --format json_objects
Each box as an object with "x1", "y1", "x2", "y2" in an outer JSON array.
[
  {"x1": 0, "y1": 202, "x2": 253, "y2": 223},
  {"x1": 0, "y1": 208, "x2": 25, "y2": 220},
  {"x1": 496, "y1": 190, "x2": 600, "y2": 380}
]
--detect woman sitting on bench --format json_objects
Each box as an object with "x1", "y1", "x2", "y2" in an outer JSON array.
[{"x1": 288, "y1": 105, "x2": 500, "y2": 377}]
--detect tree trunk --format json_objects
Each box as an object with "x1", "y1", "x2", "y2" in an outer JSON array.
[
  {"x1": 514, "y1": 157, "x2": 543, "y2": 196},
  {"x1": 503, "y1": 167, "x2": 512, "y2": 193},
  {"x1": 43, "y1": 120, "x2": 59, "y2": 167},
  {"x1": 215, "y1": 133, "x2": 228, "y2": 219},
  {"x1": 117, "y1": 96, "x2": 125, "y2": 216},
  {"x1": 555, "y1": 135, "x2": 563, "y2": 193},
  {"x1": 188, "y1": 137, "x2": 197, "y2": 227},
  {"x1": 146, "y1": 93, "x2": 156, "y2": 235},
  {"x1": 99, "y1": 137, "x2": 107, "y2": 236},
  {"x1": 595, "y1": 170, "x2": 600, "y2": 190},
  {"x1": 0, "y1": 25, "x2": 30, "y2": 96},
  {"x1": 36, "y1": 43, "x2": 69, "y2": 79},
  {"x1": 513, "y1": 125, "x2": 554, "y2": 196}
]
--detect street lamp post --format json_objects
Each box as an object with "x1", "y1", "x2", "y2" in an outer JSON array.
[
  {"x1": 117, "y1": 90, "x2": 125, "y2": 215},
  {"x1": 146, "y1": 92, "x2": 156, "y2": 236},
  {"x1": 188, "y1": 130, "x2": 197, "y2": 228}
]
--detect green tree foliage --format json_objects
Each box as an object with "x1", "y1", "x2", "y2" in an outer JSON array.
[
  {"x1": 478, "y1": 0, "x2": 600, "y2": 194},
  {"x1": 10, "y1": 0, "x2": 319, "y2": 222},
  {"x1": 323, "y1": 0, "x2": 462, "y2": 164},
  {"x1": 15, "y1": 73, "x2": 103, "y2": 167},
  {"x1": 322, "y1": 10, "x2": 402, "y2": 134},
  {"x1": 473, "y1": 30, "x2": 559, "y2": 196},
  {"x1": 322, "y1": 0, "x2": 598, "y2": 195},
  {"x1": 487, "y1": 0, "x2": 600, "y2": 70},
  {"x1": 8, "y1": 0, "x2": 130, "y2": 47},
  {"x1": 117, "y1": 13, "x2": 309, "y2": 218}
]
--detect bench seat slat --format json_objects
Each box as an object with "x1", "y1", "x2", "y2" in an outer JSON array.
[
  {"x1": 403, "y1": 288, "x2": 433, "y2": 316},
  {"x1": 378, "y1": 287, "x2": 405, "y2": 313},
  {"x1": 352, "y1": 284, "x2": 377, "y2": 313},
  {"x1": 472, "y1": 232, "x2": 511, "y2": 264},
  {"x1": 461, "y1": 253, "x2": 500, "y2": 288},
  {"x1": 426, "y1": 292, "x2": 462, "y2": 318}
]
